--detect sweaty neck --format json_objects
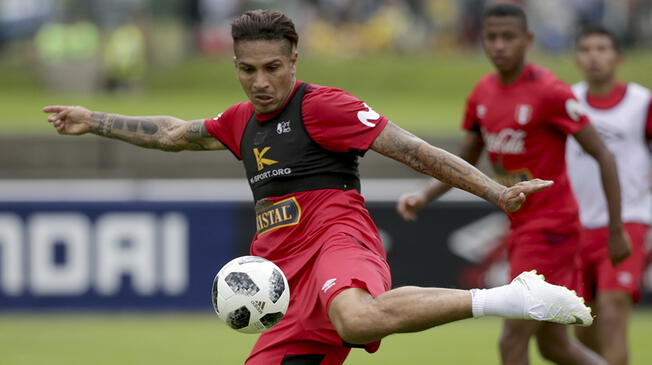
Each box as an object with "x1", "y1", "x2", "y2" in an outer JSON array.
[{"x1": 498, "y1": 61, "x2": 526, "y2": 85}]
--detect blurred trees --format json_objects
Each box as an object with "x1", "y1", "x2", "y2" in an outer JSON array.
[{"x1": 0, "y1": 0, "x2": 650, "y2": 93}]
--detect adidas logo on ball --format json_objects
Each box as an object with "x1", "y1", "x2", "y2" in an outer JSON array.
[{"x1": 212, "y1": 256, "x2": 290, "y2": 334}]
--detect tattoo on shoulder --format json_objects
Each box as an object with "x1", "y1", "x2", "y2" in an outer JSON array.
[
  {"x1": 185, "y1": 120, "x2": 211, "y2": 138},
  {"x1": 177, "y1": 120, "x2": 214, "y2": 150}
]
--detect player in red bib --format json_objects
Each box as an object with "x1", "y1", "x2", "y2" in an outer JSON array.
[
  {"x1": 45, "y1": 9, "x2": 595, "y2": 365},
  {"x1": 397, "y1": 4, "x2": 630, "y2": 365},
  {"x1": 568, "y1": 25, "x2": 652, "y2": 365}
]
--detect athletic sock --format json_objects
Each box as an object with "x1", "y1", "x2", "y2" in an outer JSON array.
[{"x1": 470, "y1": 284, "x2": 525, "y2": 318}]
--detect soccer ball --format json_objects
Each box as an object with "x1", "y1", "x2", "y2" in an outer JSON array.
[{"x1": 211, "y1": 256, "x2": 290, "y2": 334}]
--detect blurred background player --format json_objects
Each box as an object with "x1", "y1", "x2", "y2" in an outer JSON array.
[
  {"x1": 396, "y1": 3, "x2": 631, "y2": 365},
  {"x1": 567, "y1": 25, "x2": 652, "y2": 365},
  {"x1": 43, "y1": 9, "x2": 593, "y2": 365}
]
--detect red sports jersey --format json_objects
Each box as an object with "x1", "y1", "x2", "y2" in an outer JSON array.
[
  {"x1": 205, "y1": 79, "x2": 390, "y2": 260},
  {"x1": 463, "y1": 64, "x2": 589, "y2": 234},
  {"x1": 204, "y1": 81, "x2": 392, "y2": 362},
  {"x1": 205, "y1": 81, "x2": 390, "y2": 160}
]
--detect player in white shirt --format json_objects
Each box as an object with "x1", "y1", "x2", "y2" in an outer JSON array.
[{"x1": 567, "y1": 25, "x2": 652, "y2": 365}]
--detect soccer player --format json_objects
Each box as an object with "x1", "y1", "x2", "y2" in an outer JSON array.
[
  {"x1": 567, "y1": 25, "x2": 652, "y2": 365},
  {"x1": 45, "y1": 10, "x2": 593, "y2": 365},
  {"x1": 396, "y1": 4, "x2": 631, "y2": 365}
]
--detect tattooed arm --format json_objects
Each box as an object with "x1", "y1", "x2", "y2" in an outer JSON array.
[
  {"x1": 372, "y1": 122, "x2": 552, "y2": 212},
  {"x1": 396, "y1": 130, "x2": 485, "y2": 221},
  {"x1": 43, "y1": 105, "x2": 224, "y2": 151}
]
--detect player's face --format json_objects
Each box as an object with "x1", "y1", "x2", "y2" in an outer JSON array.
[
  {"x1": 234, "y1": 40, "x2": 298, "y2": 114},
  {"x1": 481, "y1": 16, "x2": 532, "y2": 74},
  {"x1": 575, "y1": 35, "x2": 621, "y2": 84}
]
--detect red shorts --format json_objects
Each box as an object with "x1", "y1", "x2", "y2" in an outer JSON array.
[
  {"x1": 246, "y1": 232, "x2": 392, "y2": 365},
  {"x1": 580, "y1": 222, "x2": 649, "y2": 303},
  {"x1": 507, "y1": 229, "x2": 582, "y2": 291}
]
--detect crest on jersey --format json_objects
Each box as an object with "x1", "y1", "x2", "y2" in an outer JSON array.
[
  {"x1": 477, "y1": 104, "x2": 487, "y2": 119},
  {"x1": 515, "y1": 104, "x2": 532, "y2": 125}
]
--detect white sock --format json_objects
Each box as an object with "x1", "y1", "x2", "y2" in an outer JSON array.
[{"x1": 470, "y1": 284, "x2": 525, "y2": 318}]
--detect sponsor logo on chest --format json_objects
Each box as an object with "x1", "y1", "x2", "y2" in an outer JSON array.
[
  {"x1": 253, "y1": 147, "x2": 278, "y2": 171},
  {"x1": 249, "y1": 146, "x2": 292, "y2": 184},
  {"x1": 482, "y1": 128, "x2": 527, "y2": 154}
]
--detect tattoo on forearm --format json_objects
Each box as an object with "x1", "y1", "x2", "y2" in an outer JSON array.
[
  {"x1": 91, "y1": 112, "x2": 160, "y2": 136},
  {"x1": 89, "y1": 113, "x2": 214, "y2": 151},
  {"x1": 90, "y1": 112, "x2": 108, "y2": 135},
  {"x1": 373, "y1": 123, "x2": 502, "y2": 206}
]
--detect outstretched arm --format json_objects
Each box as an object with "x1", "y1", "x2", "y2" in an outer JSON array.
[
  {"x1": 44, "y1": 105, "x2": 224, "y2": 152},
  {"x1": 396, "y1": 130, "x2": 485, "y2": 221},
  {"x1": 372, "y1": 122, "x2": 552, "y2": 213},
  {"x1": 573, "y1": 124, "x2": 631, "y2": 264}
]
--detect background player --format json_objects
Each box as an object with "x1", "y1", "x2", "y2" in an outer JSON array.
[
  {"x1": 44, "y1": 9, "x2": 592, "y2": 365},
  {"x1": 567, "y1": 25, "x2": 652, "y2": 365},
  {"x1": 397, "y1": 4, "x2": 631, "y2": 365}
]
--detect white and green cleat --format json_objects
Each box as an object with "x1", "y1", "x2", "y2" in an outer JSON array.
[{"x1": 511, "y1": 270, "x2": 593, "y2": 326}]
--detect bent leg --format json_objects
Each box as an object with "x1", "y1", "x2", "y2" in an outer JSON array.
[
  {"x1": 575, "y1": 222, "x2": 645, "y2": 365},
  {"x1": 500, "y1": 319, "x2": 541, "y2": 365},
  {"x1": 575, "y1": 301, "x2": 600, "y2": 354},
  {"x1": 328, "y1": 270, "x2": 593, "y2": 346},
  {"x1": 537, "y1": 322, "x2": 606, "y2": 365},
  {"x1": 328, "y1": 286, "x2": 472, "y2": 345},
  {"x1": 594, "y1": 291, "x2": 631, "y2": 365}
]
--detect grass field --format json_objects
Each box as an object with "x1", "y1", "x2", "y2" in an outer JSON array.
[
  {"x1": 2, "y1": 50, "x2": 652, "y2": 365},
  {"x1": 2, "y1": 310, "x2": 652, "y2": 364},
  {"x1": 2, "y1": 51, "x2": 652, "y2": 136}
]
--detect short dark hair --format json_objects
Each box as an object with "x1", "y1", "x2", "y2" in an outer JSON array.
[
  {"x1": 231, "y1": 10, "x2": 299, "y2": 51},
  {"x1": 482, "y1": 2, "x2": 528, "y2": 30},
  {"x1": 576, "y1": 24, "x2": 621, "y2": 53}
]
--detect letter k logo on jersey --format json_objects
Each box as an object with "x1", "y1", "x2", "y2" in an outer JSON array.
[{"x1": 253, "y1": 147, "x2": 278, "y2": 171}]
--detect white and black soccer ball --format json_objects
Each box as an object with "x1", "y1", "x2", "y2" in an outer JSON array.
[{"x1": 211, "y1": 256, "x2": 290, "y2": 334}]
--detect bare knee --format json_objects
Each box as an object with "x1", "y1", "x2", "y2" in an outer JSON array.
[
  {"x1": 499, "y1": 320, "x2": 537, "y2": 355},
  {"x1": 328, "y1": 288, "x2": 383, "y2": 345},
  {"x1": 575, "y1": 324, "x2": 600, "y2": 353},
  {"x1": 538, "y1": 339, "x2": 567, "y2": 363},
  {"x1": 536, "y1": 325, "x2": 570, "y2": 361},
  {"x1": 499, "y1": 331, "x2": 529, "y2": 354},
  {"x1": 536, "y1": 324, "x2": 606, "y2": 365},
  {"x1": 597, "y1": 292, "x2": 631, "y2": 328}
]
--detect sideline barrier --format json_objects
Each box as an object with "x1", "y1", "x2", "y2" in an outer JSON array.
[{"x1": 1, "y1": 195, "x2": 650, "y2": 309}]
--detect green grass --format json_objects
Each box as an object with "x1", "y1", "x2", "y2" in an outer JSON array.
[
  {"x1": 1, "y1": 310, "x2": 652, "y2": 364},
  {"x1": 2, "y1": 51, "x2": 652, "y2": 136}
]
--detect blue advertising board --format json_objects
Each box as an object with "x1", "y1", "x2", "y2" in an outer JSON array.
[
  {"x1": 0, "y1": 201, "x2": 253, "y2": 310},
  {"x1": 1, "y1": 199, "x2": 650, "y2": 309}
]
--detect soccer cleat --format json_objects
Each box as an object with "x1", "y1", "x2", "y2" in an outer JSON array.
[{"x1": 510, "y1": 270, "x2": 593, "y2": 326}]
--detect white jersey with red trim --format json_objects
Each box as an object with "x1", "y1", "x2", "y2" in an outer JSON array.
[{"x1": 566, "y1": 82, "x2": 652, "y2": 228}]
